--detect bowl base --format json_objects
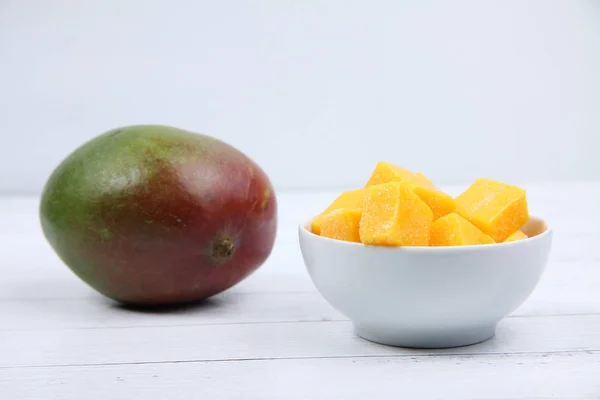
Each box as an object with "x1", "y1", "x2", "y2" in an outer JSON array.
[{"x1": 354, "y1": 323, "x2": 496, "y2": 349}]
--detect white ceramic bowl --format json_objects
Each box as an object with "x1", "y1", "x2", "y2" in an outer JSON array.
[{"x1": 298, "y1": 216, "x2": 552, "y2": 348}]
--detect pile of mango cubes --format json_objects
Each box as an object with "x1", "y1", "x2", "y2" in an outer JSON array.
[{"x1": 311, "y1": 162, "x2": 529, "y2": 246}]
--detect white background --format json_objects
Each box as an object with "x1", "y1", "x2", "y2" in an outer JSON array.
[{"x1": 1, "y1": 0, "x2": 599, "y2": 194}]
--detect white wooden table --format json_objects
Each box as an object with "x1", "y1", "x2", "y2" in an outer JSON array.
[{"x1": 1, "y1": 183, "x2": 599, "y2": 399}]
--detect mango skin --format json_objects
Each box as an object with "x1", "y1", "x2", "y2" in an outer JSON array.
[{"x1": 40, "y1": 125, "x2": 277, "y2": 306}]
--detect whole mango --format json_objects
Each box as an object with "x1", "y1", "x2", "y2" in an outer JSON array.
[{"x1": 40, "y1": 125, "x2": 277, "y2": 306}]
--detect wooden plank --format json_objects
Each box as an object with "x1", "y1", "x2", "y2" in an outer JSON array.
[
  {"x1": 0, "y1": 187, "x2": 598, "y2": 399},
  {"x1": 0, "y1": 262, "x2": 598, "y2": 331},
  {"x1": 0, "y1": 187, "x2": 597, "y2": 299},
  {"x1": 1, "y1": 352, "x2": 598, "y2": 400},
  {"x1": 0, "y1": 291, "x2": 345, "y2": 331},
  {"x1": 0, "y1": 222, "x2": 598, "y2": 300},
  {"x1": 0, "y1": 265, "x2": 319, "y2": 301},
  {"x1": 0, "y1": 314, "x2": 598, "y2": 368},
  {"x1": 0, "y1": 251, "x2": 598, "y2": 330}
]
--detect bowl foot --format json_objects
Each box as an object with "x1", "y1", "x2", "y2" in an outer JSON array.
[{"x1": 354, "y1": 323, "x2": 496, "y2": 349}]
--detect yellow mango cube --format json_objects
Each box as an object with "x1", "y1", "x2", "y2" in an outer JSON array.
[
  {"x1": 311, "y1": 189, "x2": 365, "y2": 235},
  {"x1": 364, "y1": 161, "x2": 456, "y2": 220},
  {"x1": 411, "y1": 173, "x2": 457, "y2": 220},
  {"x1": 365, "y1": 161, "x2": 415, "y2": 187},
  {"x1": 455, "y1": 178, "x2": 528, "y2": 242},
  {"x1": 320, "y1": 208, "x2": 362, "y2": 243},
  {"x1": 430, "y1": 213, "x2": 495, "y2": 246},
  {"x1": 359, "y1": 181, "x2": 433, "y2": 246},
  {"x1": 504, "y1": 230, "x2": 528, "y2": 242}
]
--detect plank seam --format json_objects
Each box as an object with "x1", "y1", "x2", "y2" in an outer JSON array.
[{"x1": 1, "y1": 349, "x2": 598, "y2": 370}]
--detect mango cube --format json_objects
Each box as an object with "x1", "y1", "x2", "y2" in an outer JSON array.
[
  {"x1": 320, "y1": 208, "x2": 362, "y2": 243},
  {"x1": 504, "y1": 230, "x2": 528, "y2": 242},
  {"x1": 311, "y1": 189, "x2": 365, "y2": 235},
  {"x1": 359, "y1": 182, "x2": 433, "y2": 246},
  {"x1": 430, "y1": 213, "x2": 495, "y2": 246},
  {"x1": 365, "y1": 162, "x2": 415, "y2": 187},
  {"x1": 455, "y1": 178, "x2": 528, "y2": 242},
  {"x1": 365, "y1": 161, "x2": 456, "y2": 220}
]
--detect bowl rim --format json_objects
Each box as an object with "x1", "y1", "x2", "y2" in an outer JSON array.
[{"x1": 299, "y1": 214, "x2": 552, "y2": 253}]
